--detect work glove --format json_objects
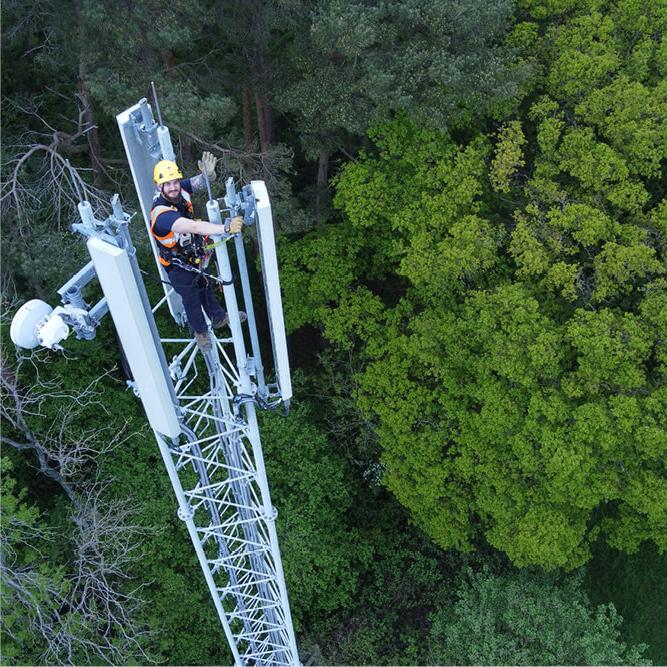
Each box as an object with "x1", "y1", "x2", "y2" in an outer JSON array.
[
  {"x1": 197, "y1": 151, "x2": 218, "y2": 179},
  {"x1": 226, "y1": 215, "x2": 243, "y2": 234}
]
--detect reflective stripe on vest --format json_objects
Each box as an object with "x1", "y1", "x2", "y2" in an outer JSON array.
[{"x1": 150, "y1": 190, "x2": 194, "y2": 266}]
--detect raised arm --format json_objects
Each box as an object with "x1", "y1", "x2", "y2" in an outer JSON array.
[
  {"x1": 189, "y1": 151, "x2": 218, "y2": 193},
  {"x1": 189, "y1": 173, "x2": 215, "y2": 193}
]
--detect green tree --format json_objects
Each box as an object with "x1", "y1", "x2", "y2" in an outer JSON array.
[
  {"x1": 0, "y1": 458, "x2": 65, "y2": 664},
  {"x1": 280, "y1": 0, "x2": 667, "y2": 569},
  {"x1": 428, "y1": 567, "x2": 649, "y2": 666},
  {"x1": 586, "y1": 539, "x2": 667, "y2": 665},
  {"x1": 273, "y1": 0, "x2": 523, "y2": 196},
  {"x1": 259, "y1": 400, "x2": 374, "y2": 628}
]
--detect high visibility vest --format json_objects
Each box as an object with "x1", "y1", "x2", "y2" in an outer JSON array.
[{"x1": 150, "y1": 190, "x2": 206, "y2": 267}]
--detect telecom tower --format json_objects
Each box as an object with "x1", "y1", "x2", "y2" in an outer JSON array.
[{"x1": 10, "y1": 98, "x2": 299, "y2": 666}]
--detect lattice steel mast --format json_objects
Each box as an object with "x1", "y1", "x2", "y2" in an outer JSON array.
[{"x1": 10, "y1": 99, "x2": 299, "y2": 665}]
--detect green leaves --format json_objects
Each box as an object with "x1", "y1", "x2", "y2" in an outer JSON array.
[
  {"x1": 274, "y1": 0, "x2": 522, "y2": 155},
  {"x1": 491, "y1": 121, "x2": 526, "y2": 193},
  {"x1": 280, "y1": 9, "x2": 667, "y2": 565},
  {"x1": 1, "y1": 459, "x2": 68, "y2": 663},
  {"x1": 576, "y1": 77, "x2": 667, "y2": 180},
  {"x1": 546, "y1": 11, "x2": 621, "y2": 101},
  {"x1": 259, "y1": 403, "x2": 374, "y2": 627},
  {"x1": 564, "y1": 309, "x2": 653, "y2": 394},
  {"x1": 428, "y1": 567, "x2": 650, "y2": 665},
  {"x1": 593, "y1": 242, "x2": 664, "y2": 301},
  {"x1": 350, "y1": 268, "x2": 664, "y2": 568}
]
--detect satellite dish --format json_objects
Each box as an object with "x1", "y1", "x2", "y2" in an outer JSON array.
[{"x1": 10, "y1": 299, "x2": 53, "y2": 349}]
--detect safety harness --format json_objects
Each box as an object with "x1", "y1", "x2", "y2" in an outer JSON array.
[
  {"x1": 150, "y1": 189, "x2": 211, "y2": 269},
  {"x1": 168, "y1": 256, "x2": 233, "y2": 286}
]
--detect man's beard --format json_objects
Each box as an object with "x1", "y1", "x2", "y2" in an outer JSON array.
[{"x1": 162, "y1": 186, "x2": 181, "y2": 203}]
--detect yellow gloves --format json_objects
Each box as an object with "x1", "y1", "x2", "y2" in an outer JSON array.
[
  {"x1": 197, "y1": 151, "x2": 218, "y2": 179},
  {"x1": 228, "y1": 216, "x2": 243, "y2": 234}
]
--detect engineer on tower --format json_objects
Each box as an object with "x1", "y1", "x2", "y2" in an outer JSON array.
[{"x1": 150, "y1": 152, "x2": 245, "y2": 353}]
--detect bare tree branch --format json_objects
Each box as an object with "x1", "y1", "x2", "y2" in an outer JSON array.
[
  {"x1": 0, "y1": 350, "x2": 131, "y2": 503},
  {"x1": 170, "y1": 123, "x2": 294, "y2": 189},
  {"x1": 0, "y1": 347, "x2": 157, "y2": 664},
  {"x1": 1, "y1": 481, "x2": 156, "y2": 665},
  {"x1": 0, "y1": 96, "x2": 116, "y2": 236}
]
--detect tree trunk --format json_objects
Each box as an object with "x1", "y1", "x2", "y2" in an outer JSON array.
[
  {"x1": 77, "y1": 64, "x2": 105, "y2": 188},
  {"x1": 263, "y1": 92, "x2": 275, "y2": 145},
  {"x1": 254, "y1": 91, "x2": 269, "y2": 153},
  {"x1": 248, "y1": 0, "x2": 274, "y2": 150},
  {"x1": 317, "y1": 149, "x2": 329, "y2": 189},
  {"x1": 181, "y1": 137, "x2": 194, "y2": 166},
  {"x1": 243, "y1": 87, "x2": 254, "y2": 150},
  {"x1": 316, "y1": 148, "x2": 330, "y2": 221},
  {"x1": 254, "y1": 92, "x2": 273, "y2": 181},
  {"x1": 163, "y1": 48, "x2": 176, "y2": 72},
  {"x1": 242, "y1": 87, "x2": 255, "y2": 179}
]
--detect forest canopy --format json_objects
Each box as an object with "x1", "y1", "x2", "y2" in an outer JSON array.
[
  {"x1": 281, "y1": 0, "x2": 667, "y2": 571},
  {"x1": 1, "y1": 0, "x2": 665, "y2": 664}
]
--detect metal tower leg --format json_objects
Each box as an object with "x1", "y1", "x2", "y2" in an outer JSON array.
[{"x1": 162, "y1": 340, "x2": 299, "y2": 664}]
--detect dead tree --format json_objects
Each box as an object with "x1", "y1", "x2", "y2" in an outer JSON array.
[
  {"x1": 0, "y1": 350, "x2": 123, "y2": 505},
  {"x1": 0, "y1": 349, "x2": 155, "y2": 665},
  {"x1": 0, "y1": 95, "x2": 117, "y2": 236}
]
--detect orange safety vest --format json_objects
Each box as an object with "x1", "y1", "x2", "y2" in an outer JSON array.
[{"x1": 150, "y1": 190, "x2": 206, "y2": 268}]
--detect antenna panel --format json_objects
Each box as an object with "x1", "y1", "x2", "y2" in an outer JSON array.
[
  {"x1": 87, "y1": 237, "x2": 181, "y2": 438},
  {"x1": 252, "y1": 181, "x2": 292, "y2": 402},
  {"x1": 116, "y1": 102, "x2": 185, "y2": 325}
]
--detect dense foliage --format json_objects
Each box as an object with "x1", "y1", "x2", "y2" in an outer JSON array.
[
  {"x1": 2, "y1": 0, "x2": 665, "y2": 664},
  {"x1": 428, "y1": 567, "x2": 649, "y2": 665},
  {"x1": 282, "y1": 0, "x2": 667, "y2": 571}
]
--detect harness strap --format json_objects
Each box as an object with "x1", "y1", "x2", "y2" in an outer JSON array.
[{"x1": 169, "y1": 257, "x2": 234, "y2": 286}]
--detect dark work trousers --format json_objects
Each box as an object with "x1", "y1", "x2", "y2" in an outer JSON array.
[{"x1": 166, "y1": 264, "x2": 226, "y2": 334}]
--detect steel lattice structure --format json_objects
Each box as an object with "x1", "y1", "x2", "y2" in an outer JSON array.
[
  {"x1": 11, "y1": 96, "x2": 300, "y2": 665},
  {"x1": 154, "y1": 328, "x2": 297, "y2": 665},
  {"x1": 113, "y1": 97, "x2": 299, "y2": 664},
  {"x1": 80, "y1": 188, "x2": 299, "y2": 665}
]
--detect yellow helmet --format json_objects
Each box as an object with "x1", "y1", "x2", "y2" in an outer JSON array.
[{"x1": 153, "y1": 160, "x2": 183, "y2": 185}]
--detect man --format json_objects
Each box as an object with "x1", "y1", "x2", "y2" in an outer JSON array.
[{"x1": 150, "y1": 152, "x2": 245, "y2": 352}]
